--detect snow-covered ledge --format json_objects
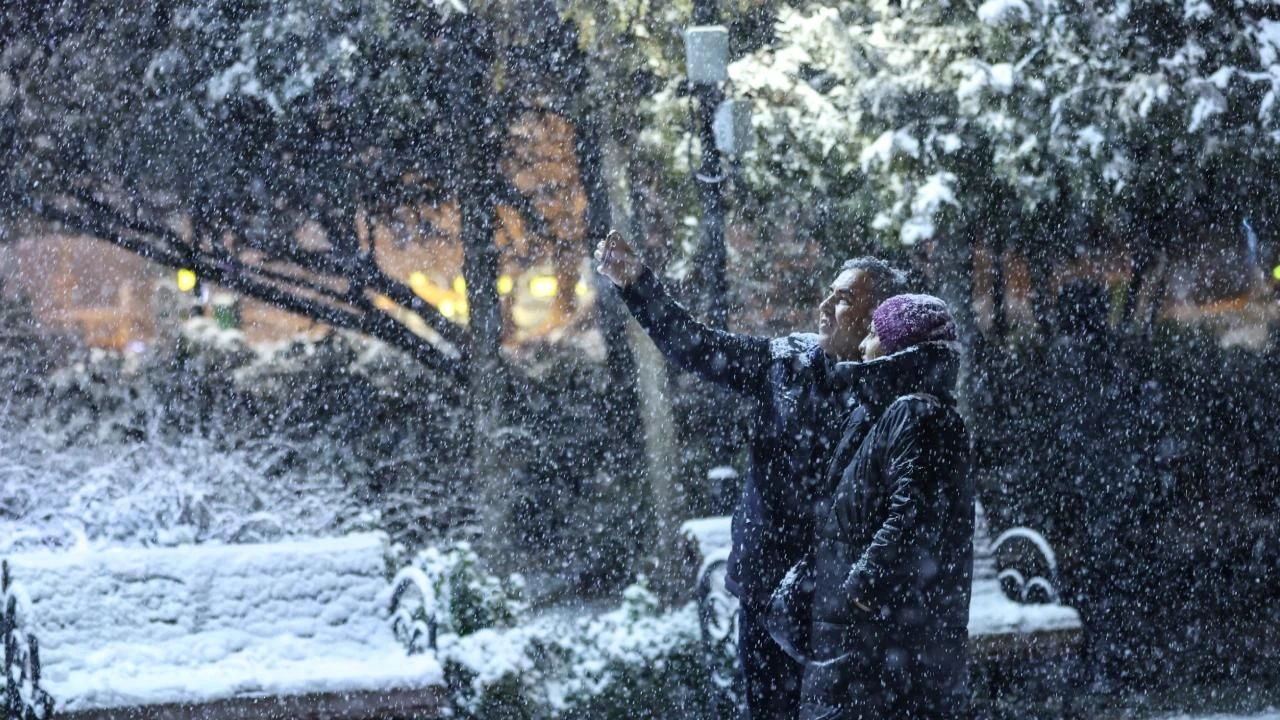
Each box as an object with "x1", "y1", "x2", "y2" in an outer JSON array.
[{"x1": 3, "y1": 533, "x2": 442, "y2": 719}]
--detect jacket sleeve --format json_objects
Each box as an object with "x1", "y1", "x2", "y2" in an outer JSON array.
[
  {"x1": 764, "y1": 558, "x2": 815, "y2": 663},
  {"x1": 838, "y1": 400, "x2": 945, "y2": 613},
  {"x1": 618, "y1": 268, "x2": 772, "y2": 394}
]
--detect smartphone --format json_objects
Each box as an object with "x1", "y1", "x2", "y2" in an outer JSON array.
[{"x1": 604, "y1": 232, "x2": 618, "y2": 266}]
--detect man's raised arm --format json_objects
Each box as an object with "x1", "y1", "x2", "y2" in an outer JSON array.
[{"x1": 594, "y1": 231, "x2": 771, "y2": 393}]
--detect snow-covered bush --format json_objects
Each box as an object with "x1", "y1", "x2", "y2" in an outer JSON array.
[
  {"x1": 391, "y1": 541, "x2": 527, "y2": 655},
  {"x1": 0, "y1": 319, "x2": 471, "y2": 553},
  {"x1": 438, "y1": 575, "x2": 709, "y2": 720},
  {"x1": 0, "y1": 291, "x2": 65, "y2": 413},
  {"x1": 4, "y1": 312, "x2": 652, "y2": 595},
  {"x1": 0, "y1": 422, "x2": 374, "y2": 553},
  {"x1": 535, "y1": 579, "x2": 707, "y2": 720},
  {"x1": 388, "y1": 543, "x2": 709, "y2": 719}
]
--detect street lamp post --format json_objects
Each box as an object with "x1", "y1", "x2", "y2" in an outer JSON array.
[
  {"x1": 685, "y1": 12, "x2": 756, "y2": 514},
  {"x1": 686, "y1": 11, "x2": 729, "y2": 329}
]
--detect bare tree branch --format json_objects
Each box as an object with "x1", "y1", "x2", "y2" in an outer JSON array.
[
  {"x1": 498, "y1": 180, "x2": 553, "y2": 240},
  {"x1": 70, "y1": 188, "x2": 470, "y2": 351},
  {"x1": 25, "y1": 195, "x2": 467, "y2": 382}
]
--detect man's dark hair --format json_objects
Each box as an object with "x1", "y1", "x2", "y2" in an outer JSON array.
[{"x1": 840, "y1": 257, "x2": 910, "y2": 303}]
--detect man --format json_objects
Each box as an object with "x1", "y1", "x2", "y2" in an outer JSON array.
[{"x1": 593, "y1": 231, "x2": 907, "y2": 719}]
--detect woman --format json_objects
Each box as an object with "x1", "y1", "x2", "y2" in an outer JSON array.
[{"x1": 770, "y1": 294, "x2": 974, "y2": 720}]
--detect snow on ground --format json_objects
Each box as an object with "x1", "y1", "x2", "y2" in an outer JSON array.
[
  {"x1": 1162, "y1": 707, "x2": 1280, "y2": 712},
  {"x1": 6, "y1": 533, "x2": 441, "y2": 712}
]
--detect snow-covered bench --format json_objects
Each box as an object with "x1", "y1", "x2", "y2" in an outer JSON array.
[
  {"x1": 2, "y1": 532, "x2": 443, "y2": 719},
  {"x1": 682, "y1": 503, "x2": 1081, "y2": 710}
]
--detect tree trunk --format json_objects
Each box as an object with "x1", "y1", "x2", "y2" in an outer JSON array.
[
  {"x1": 990, "y1": 232, "x2": 1008, "y2": 341},
  {"x1": 573, "y1": 113, "x2": 658, "y2": 585},
  {"x1": 628, "y1": 320, "x2": 686, "y2": 601},
  {"x1": 1122, "y1": 235, "x2": 1155, "y2": 331},
  {"x1": 1028, "y1": 252, "x2": 1054, "y2": 339},
  {"x1": 609, "y1": 136, "x2": 690, "y2": 602},
  {"x1": 461, "y1": 173, "x2": 505, "y2": 547},
  {"x1": 1144, "y1": 252, "x2": 1170, "y2": 336},
  {"x1": 449, "y1": 18, "x2": 509, "y2": 557},
  {"x1": 932, "y1": 230, "x2": 977, "y2": 418}
]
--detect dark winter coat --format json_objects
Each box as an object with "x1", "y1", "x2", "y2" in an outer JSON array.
[
  {"x1": 769, "y1": 341, "x2": 974, "y2": 720},
  {"x1": 619, "y1": 269, "x2": 855, "y2": 608}
]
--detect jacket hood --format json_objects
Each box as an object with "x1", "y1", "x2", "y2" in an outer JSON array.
[{"x1": 829, "y1": 341, "x2": 961, "y2": 409}]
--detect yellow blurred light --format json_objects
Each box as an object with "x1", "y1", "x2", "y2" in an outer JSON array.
[
  {"x1": 453, "y1": 276, "x2": 466, "y2": 295},
  {"x1": 575, "y1": 281, "x2": 589, "y2": 297},
  {"x1": 439, "y1": 300, "x2": 456, "y2": 318},
  {"x1": 497, "y1": 275, "x2": 514, "y2": 295},
  {"x1": 176, "y1": 268, "x2": 197, "y2": 293},
  {"x1": 529, "y1": 276, "x2": 558, "y2": 299},
  {"x1": 373, "y1": 295, "x2": 397, "y2": 311},
  {"x1": 409, "y1": 271, "x2": 429, "y2": 295},
  {"x1": 1273, "y1": 265, "x2": 1280, "y2": 281}
]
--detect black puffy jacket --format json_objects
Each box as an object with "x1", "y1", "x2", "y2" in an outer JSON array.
[
  {"x1": 770, "y1": 341, "x2": 974, "y2": 719},
  {"x1": 619, "y1": 269, "x2": 855, "y2": 608}
]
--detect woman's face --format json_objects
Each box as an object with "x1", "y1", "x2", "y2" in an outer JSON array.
[{"x1": 860, "y1": 323, "x2": 884, "y2": 361}]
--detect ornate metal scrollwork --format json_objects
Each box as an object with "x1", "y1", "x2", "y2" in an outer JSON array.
[
  {"x1": 388, "y1": 565, "x2": 439, "y2": 654},
  {"x1": 3, "y1": 559, "x2": 54, "y2": 720},
  {"x1": 991, "y1": 527, "x2": 1061, "y2": 604}
]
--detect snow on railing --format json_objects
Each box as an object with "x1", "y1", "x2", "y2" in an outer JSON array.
[
  {"x1": 991, "y1": 526, "x2": 1061, "y2": 604},
  {"x1": 992, "y1": 527, "x2": 1059, "y2": 572},
  {"x1": 2, "y1": 560, "x2": 53, "y2": 720},
  {"x1": 389, "y1": 564, "x2": 439, "y2": 654}
]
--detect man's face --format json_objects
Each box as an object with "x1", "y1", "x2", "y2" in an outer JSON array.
[{"x1": 818, "y1": 269, "x2": 876, "y2": 360}]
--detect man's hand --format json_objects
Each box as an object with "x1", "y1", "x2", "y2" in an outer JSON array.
[{"x1": 593, "y1": 230, "x2": 645, "y2": 288}]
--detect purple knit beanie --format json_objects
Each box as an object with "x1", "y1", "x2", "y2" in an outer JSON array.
[{"x1": 872, "y1": 294, "x2": 958, "y2": 354}]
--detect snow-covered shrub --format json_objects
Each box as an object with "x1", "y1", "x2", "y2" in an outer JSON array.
[
  {"x1": 1, "y1": 319, "x2": 474, "y2": 552},
  {"x1": 436, "y1": 575, "x2": 709, "y2": 720},
  {"x1": 0, "y1": 291, "x2": 65, "y2": 414},
  {"x1": 537, "y1": 579, "x2": 707, "y2": 720},
  {"x1": 391, "y1": 542, "x2": 527, "y2": 655},
  {"x1": 6, "y1": 312, "x2": 651, "y2": 596},
  {"x1": 34, "y1": 317, "x2": 255, "y2": 447},
  {"x1": 0, "y1": 423, "x2": 371, "y2": 553},
  {"x1": 0, "y1": 322, "x2": 387, "y2": 552}
]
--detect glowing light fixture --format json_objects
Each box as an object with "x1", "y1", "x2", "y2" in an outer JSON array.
[
  {"x1": 685, "y1": 26, "x2": 729, "y2": 85},
  {"x1": 713, "y1": 99, "x2": 754, "y2": 154},
  {"x1": 453, "y1": 276, "x2": 466, "y2": 295},
  {"x1": 497, "y1": 275, "x2": 514, "y2": 295},
  {"x1": 409, "y1": 271, "x2": 429, "y2": 296},
  {"x1": 176, "y1": 268, "x2": 198, "y2": 293},
  {"x1": 439, "y1": 300, "x2": 456, "y2": 318},
  {"x1": 575, "y1": 281, "x2": 589, "y2": 297},
  {"x1": 1273, "y1": 265, "x2": 1280, "y2": 281},
  {"x1": 529, "y1": 276, "x2": 558, "y2": 299}
]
